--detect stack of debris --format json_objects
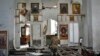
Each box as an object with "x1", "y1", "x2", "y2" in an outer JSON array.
[{"x1": 57, "y1": 45, "x2": 95, "y2": 56}]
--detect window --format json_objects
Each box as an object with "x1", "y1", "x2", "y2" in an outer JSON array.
[{"x1": 51, "y1": 19, "x2": 57, "y2": 35}]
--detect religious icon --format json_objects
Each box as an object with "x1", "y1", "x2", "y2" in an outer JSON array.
[
  {"x1": 59, "y1": 25, "x2": 68, "y2": 40},
  {"x1": 19, "y1": 3, "x2": 28, "y2": 16},
  {"x1": 33, "y1": 15, "x2": 38, "y2": 21},
  {"x1": 17, "y1": 3, "x2": 26, "y2": 9},
  {"x1": 69, "y1": 15, "x2": 74, "y2": 21},
  {"x1": 31, "y1": 3, "x2": 39, "y2": 14},
  {"x1": 17, "y1": 3, "x2": 29, "y2": 23},
  {"x1": 72, "y1": 3, "x2": 81, "y2": 14},
  {"x1": 60, "y1": 3, "x2": 68, "y2": 14}
]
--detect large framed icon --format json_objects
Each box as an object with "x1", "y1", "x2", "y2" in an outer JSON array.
[{"x1": 59, "y1": 24, "x2": 68, "y2": 40}]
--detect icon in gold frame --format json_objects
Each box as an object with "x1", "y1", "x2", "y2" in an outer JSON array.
[{"x1": 72, "y1": 3, "x2": 81, "y2": 14}]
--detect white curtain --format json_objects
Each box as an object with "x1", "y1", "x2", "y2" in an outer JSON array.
[{"x1": 69, "y1": 22, "x2": 79, "y2": 43}]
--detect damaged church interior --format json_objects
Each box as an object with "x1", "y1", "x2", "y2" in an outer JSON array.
[{"x1": 0, "y1": 0, "x2": 100, "y2": 56}]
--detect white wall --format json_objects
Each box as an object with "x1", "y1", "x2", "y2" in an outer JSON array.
[
  {"x1": 91, "y1": 0, "x2": 100, "y2": 52},
  {"x1": 82, "y1": 0, "x2": 100, "y2": 52},
  {"x1": 82, "y1": 0, "x2": 93, "y2": 47},
  {"x1": 0, "y1": 0, "x2": 15, "y2": 55}
]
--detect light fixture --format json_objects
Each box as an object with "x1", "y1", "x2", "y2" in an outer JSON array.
[{"x1": 53, "y1": 5, "x2": 57, "y2": 8}]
